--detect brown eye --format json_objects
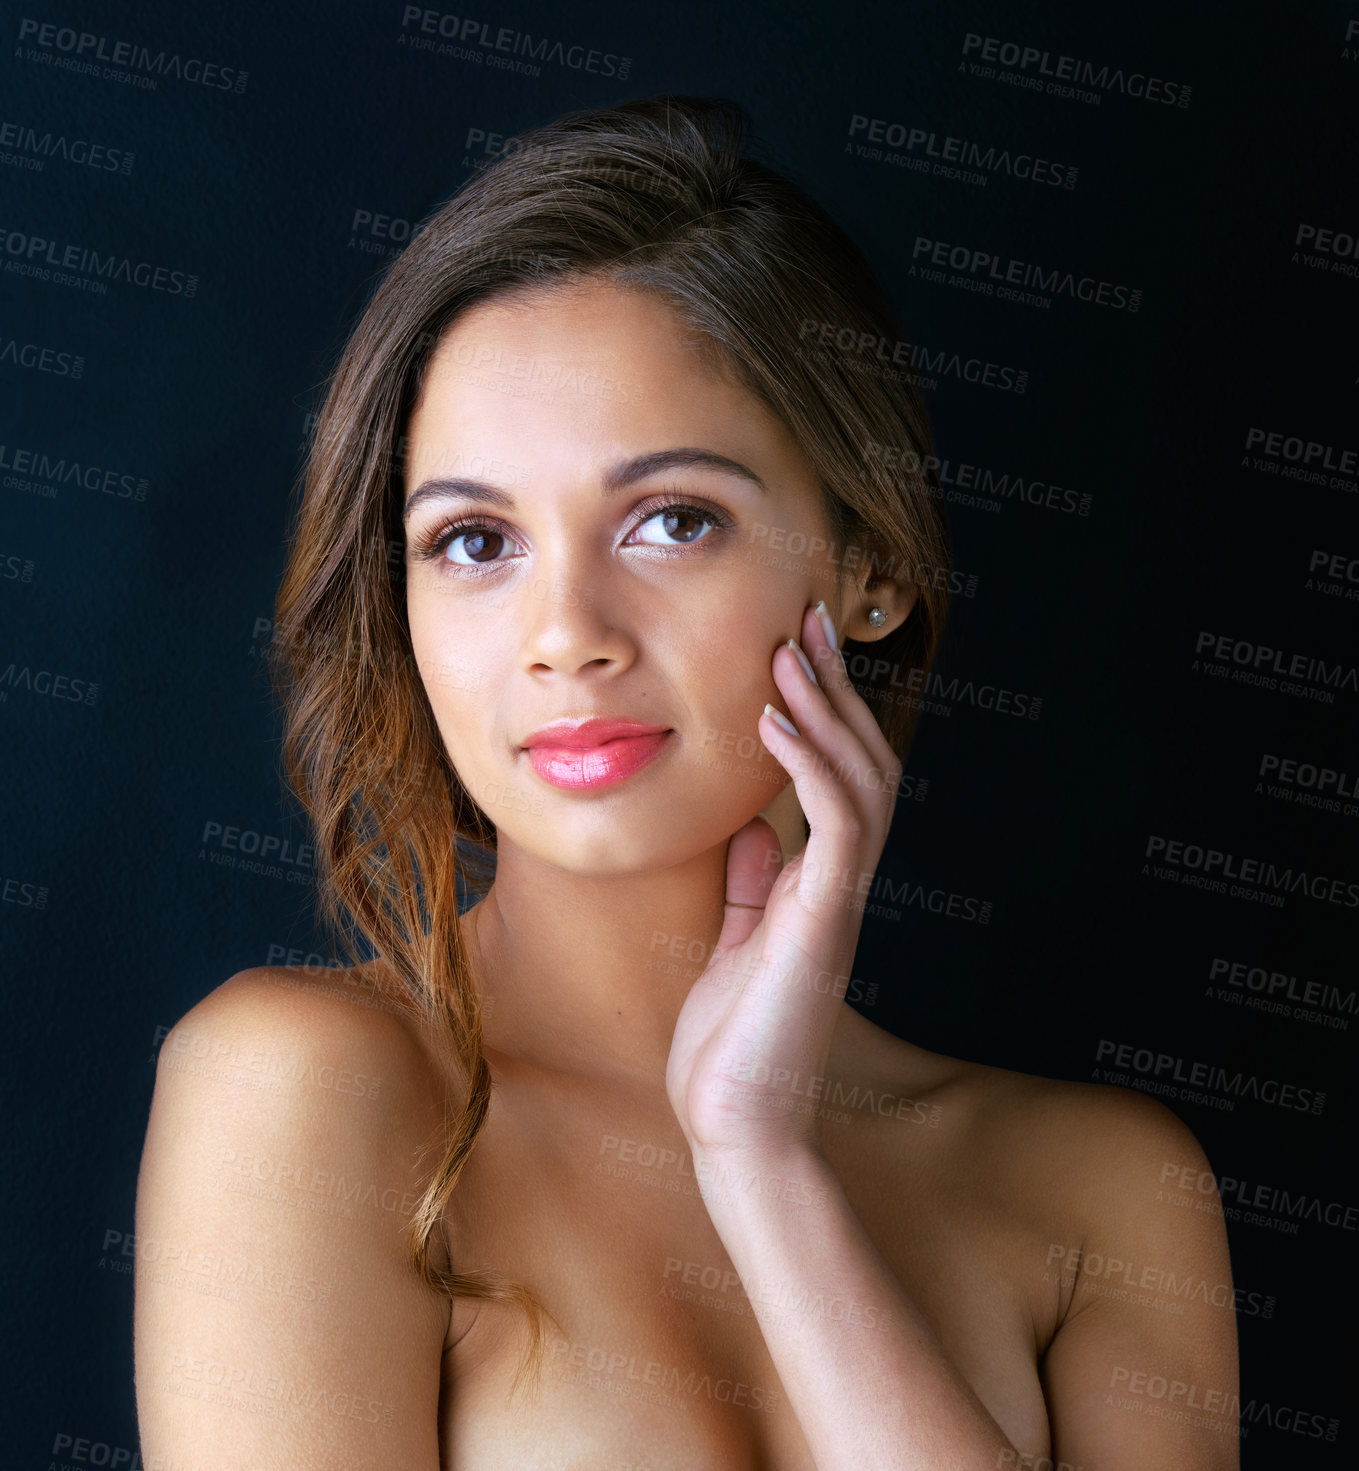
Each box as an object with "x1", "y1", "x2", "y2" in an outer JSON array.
[
  {"x1": 460, "y1": 530, "x2": 504, "y2": 562},
  {"x1": 440, "y1": 524, "x2": 521, "y2": 566},
  {"x1": 663, "y1": 510, "x2": 706, "y2": 542},
  {"x1": 632, "y1": 503, "x2": 721, "y2": 546}
]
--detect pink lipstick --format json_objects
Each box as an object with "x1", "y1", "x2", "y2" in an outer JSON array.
[{"x1": 521, "y1": 719, "x2": 672, "y2": 791}]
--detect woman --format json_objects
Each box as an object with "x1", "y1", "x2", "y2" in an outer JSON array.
[{"x1": 134, "y1": 97, "x2": 1238, "y2": 1470}]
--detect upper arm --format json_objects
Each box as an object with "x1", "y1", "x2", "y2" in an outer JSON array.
[
  {"x1": 134, "y1": 967, "x2": 452, "y2": 1469},
  {"x1": 1040, "y1": 1090, "x2": 1240, "y2": 1471}
]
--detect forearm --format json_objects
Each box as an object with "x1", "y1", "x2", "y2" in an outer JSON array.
[{"x1": 694, "y1": 1144, "x2": 1019, "y2": 1471}]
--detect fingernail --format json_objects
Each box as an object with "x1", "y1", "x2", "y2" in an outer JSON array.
[
  {"x1": 813, "y1": 600, "x2": 839, "y2": 651},
  {"x1": 786, "y1": 638, "x2": 818, "y2": 687},
  {"x1": 813, "y1": 601, "x2": 845, "y2": 669},
  {"x1": 763, "y1": 703, "x2": 800, "y2": 738}
]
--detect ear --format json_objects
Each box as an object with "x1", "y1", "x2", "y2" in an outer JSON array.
[{"x1": 836, "y1": 540, "x2": 919, "y2": 643}]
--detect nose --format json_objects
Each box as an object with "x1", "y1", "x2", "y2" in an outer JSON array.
[{"x1": 517, "y1": 566, "x2": 637, "y2": 680}]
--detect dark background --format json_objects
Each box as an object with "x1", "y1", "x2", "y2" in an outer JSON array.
[{"x1": 3, "y1": 1, "x2": 1356, "y2": 1465}]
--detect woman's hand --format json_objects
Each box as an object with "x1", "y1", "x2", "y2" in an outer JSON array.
[{"x1": 665, "y1": 598, "x2": 902, "y2": 1164}]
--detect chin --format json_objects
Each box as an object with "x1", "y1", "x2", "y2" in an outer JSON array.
[{"x1": 504, "y1": 780, "x2": 783, "y2": 876}]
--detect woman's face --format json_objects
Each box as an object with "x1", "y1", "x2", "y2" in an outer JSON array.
[{"x1": 403, "y1": 277, "x2": 858, "y2": 876}]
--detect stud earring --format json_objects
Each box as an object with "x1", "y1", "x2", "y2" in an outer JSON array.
[{"x1": 867, "y1": 607, "x2": 887, "y2": 628}]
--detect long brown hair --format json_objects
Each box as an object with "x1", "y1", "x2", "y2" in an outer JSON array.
[{"x1": 271, "y1": 94, "x2": 950, "y2": 1382}]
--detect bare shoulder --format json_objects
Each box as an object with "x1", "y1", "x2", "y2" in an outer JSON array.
[
  {"x1": 840, "y1": 1019, "x2": 1239, "y2": 1466},
  {"x1": 135, "y1": 961, "x2": 456, "y2": 1468},
  {"x1": 828, "y1": 1012, "x2": 1230, "y2": 1292},
  {"x1": 939, "y1": 1050, "x2": 1210, "y2": 1193},
  {"x1": 838, "y1": 1011, "x2": 1214, "y2": 1208},
  {"x1": 160, "y1": 958, "x2": 458, "y2": 1127},
  {"x1": 144, "y1": 959, "x2": 455, "y2": 1239},
  {"x1": 876, "y1": 1045, "x2": 1239, "y2": 1468}
]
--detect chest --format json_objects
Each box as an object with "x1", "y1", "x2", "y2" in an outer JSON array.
[{"x1": 436, "y1": 1096, "x2": 1053, "y2": 1469}]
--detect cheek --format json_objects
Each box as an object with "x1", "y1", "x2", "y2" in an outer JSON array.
[
  {"x1": 660, "y1": 633, "x2": 782, "y2": 785},
  {"x1": 406, "y1": 594, "x2": 494, "y2": 745},
  {"x1": 669, "y1": 595, "x2": 778, "y2": 700},
  {"x1": 696, "y1": 569, "x2": 806, "y2": 678},
  {"x1": 408, "y1": 564, "x2": 490, "y2": 658}
]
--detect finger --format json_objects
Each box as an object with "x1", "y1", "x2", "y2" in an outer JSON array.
[
  {"x1": 715, "y1": 816, "x2": 783, "y2": 952},
  {"x1": 770, "y1": 642, "x2": 897, "y2": 826},
  {"x1": 757, "y1": 708, "x2": 882, "y2": 924},
  {"x1": 800, "y1": 602, "x2": 901, "y2": 777}
]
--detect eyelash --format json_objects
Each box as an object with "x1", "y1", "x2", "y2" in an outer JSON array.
[{"x1": 411, "y1": 492, "x2": 736, "y2": 574}]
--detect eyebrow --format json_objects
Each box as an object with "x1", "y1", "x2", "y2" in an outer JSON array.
[{"x1": 401, "y1": 447, "x2": 767, "y2": 521}]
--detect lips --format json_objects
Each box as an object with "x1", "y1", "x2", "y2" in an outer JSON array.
[{"x1": 521, "y1": 719, "x2": 672, "y2": 790}]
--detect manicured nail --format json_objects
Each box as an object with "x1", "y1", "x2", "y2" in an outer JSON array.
[
  {"x1": 811, "y1": 597, "x2": 841, "y2": 673},
  {"x1": 813, "y1": 600, "x2": 839, "y2": 651},
  {"x1": 763, "y1": 703, "x2": 800, "y2": 738},
  {"x1": 786, "y1": 638, "x2": 818, "y2": 687}
]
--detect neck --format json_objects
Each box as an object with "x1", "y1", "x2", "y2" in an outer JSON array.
[{"x1": 463, "y1": 785, "x2": 807, "y2": 1097}]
